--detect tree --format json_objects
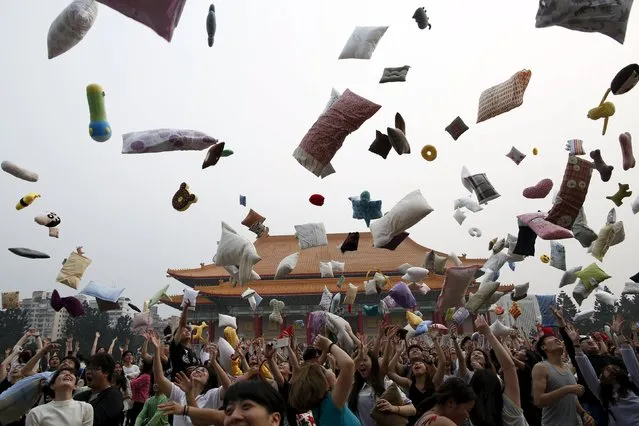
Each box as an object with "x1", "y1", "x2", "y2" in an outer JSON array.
[
  {"x1": 556, "y1": 291, "x2": 578, "y2": 322},
  {"x1": 590, "y1": 286, "x2": 615, "y2": 333},
  {"x1": 0, "y1": 308, "x2": 29, "y2": 354},
  {"x1": 63, "y1": 302, "x2": 112, "y2": 357}
]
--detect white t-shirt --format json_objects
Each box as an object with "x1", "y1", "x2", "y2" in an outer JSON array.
[
  {"x1": 169, "y1": 384, "x2": 224, "y2": 426},
  {"x1": 26, "y1": 400, "x2": 93, "y2": 426},
  {"x1": 123, "y1": 364, "x2": 140, "y2": 380}
]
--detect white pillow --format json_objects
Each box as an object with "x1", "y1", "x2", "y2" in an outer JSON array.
[
  {"x1": 559, "y1": 266, "x2": 582, "y2": 288},
  {"x1": 490, "y1": 319, "x2": 514, "y2": 338},
  {"x1": 370, "y1": 189, "x2": 434, "y2": 248},
  {"x1": 224, "y1": 265, "x2": 261, "y2": 285},
  {"x1": 47, "y1": 0, "x2": 98, "y2": 59},
  {"x1": 294, "y1": 223, "x2": 328, "y2": 249},
  {"x1": 330, "y1": 260, "x2": 345, "y2": 273},
  {"x1": 622, "y1": 282, "x2": 639, "y2": 295},
  {"x1": 319, "y1": 286, "x2": 333, "y2": 311},
  {"x1": 454, "y1": 197, "x2": 483, "y2": 213},
  {"x1": 511, "y1": 282, "x2": 529, "y2": 301},
  {"x1": 241, "y1": 288, "x2": 255, "y2": 299},
  {"x1": 218, "y1": 314, "x2": 237, "y2": 329},
  {"x1": 319, "y1": 262, "x2": 334, "y2": 278},
  {"x1": 482, "y1": 252, "x2": 509, "y2": 273},
  {"x1": 338, "y1": 26, "x2": 389, "y2": 60},
  {"x1": 449, "y1": 252, "x2": 463, "y2": 267},
  {"x1": 274, "y1": 252, "x2": 299, "y2": 279},
  {"x1": 573, "y1": 309, "x2": 596, "y2": 323},
  {"x1": 325, "y1": 312, "x2": 354, "y2": 353},
  {"x1": 396, "y1": 263, "x2": 413, "y2": 274},
  {"x1": 364, "y1": 280, "x2": 378, "y2": 295},
  {"x1": 324, "y1": 88, "x2": 341, "y2": 113},
  {"x1": 269, "y1": 299, "x2": 285, "y2": 324},
  {"x1": 330, "y1": 293, "x2": 341, "y2": 313},
  {"x1": 217, "y1": 337, "x2": 235, "y2": 374},
  {"x1": 215, "y1": 222, "x2": 262, "y2": 286},
  {"x1": 632, "y1": 195, "x2": 639, "y2": 214},
  {"x1": 465, "y1": 281, "x2": 500, "y2": 313},
  {"x1": 402, "y1": 267, "x2": 429, "y2": 282},
  {"x1": 182, "y1": 288, "x2": 199, "y2": 308},
  {"x1": 453, "y1": 208, "x2": 467, "y2": 225},
  {"x1": 409, "y1": 282, "x2": 430, "y2": 295},
  {"x1": 594, "y1": 291, "x2": 616, "y2": 306}
]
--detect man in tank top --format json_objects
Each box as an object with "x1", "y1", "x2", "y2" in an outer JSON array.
[{"x1": 531, "y1": 334, "x2": 595, "y2": 426}]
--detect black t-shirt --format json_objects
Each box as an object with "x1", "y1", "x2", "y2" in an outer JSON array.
[
  {"x1": 278, "y1": 382, "x2": 299, "y2": 426},
  {"x1": 74, "y1": 387, "x2": 124, "y2": 426},
  {"x1": 168, "y1": 340, "x2": 199, "y2": 381}
]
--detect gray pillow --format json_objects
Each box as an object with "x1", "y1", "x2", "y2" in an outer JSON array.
[
  {"x1": 379, "y1": 66, "x2": 411, "y2": 83},
  {"x1": 8, "y1": 248, "x2": 50, "y2": 259}
]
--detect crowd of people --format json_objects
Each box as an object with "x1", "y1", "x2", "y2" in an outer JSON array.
[{"x1": 1, "y1": 301, "x2": 638, "y2": 426}]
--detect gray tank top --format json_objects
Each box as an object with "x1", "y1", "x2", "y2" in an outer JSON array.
[{"x1": 541, "y1": 361, "x2": 582, "y2": 426}]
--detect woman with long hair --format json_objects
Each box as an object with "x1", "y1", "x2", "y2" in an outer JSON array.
[
  {"x1": 127, "y1": 360, "x2": 152, "y2": 426},
  {"x1": 415, "y1": 377, "x2": 476, "y2": 426}
]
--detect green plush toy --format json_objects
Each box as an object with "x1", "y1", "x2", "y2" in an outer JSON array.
[{"x1": 87, "y1": 84, "x2": 111, "y2": 142}]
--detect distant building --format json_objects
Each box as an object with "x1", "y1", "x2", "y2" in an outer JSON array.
[{"x1": 21, "y1": 291, "x2": 68, "y2": 341}]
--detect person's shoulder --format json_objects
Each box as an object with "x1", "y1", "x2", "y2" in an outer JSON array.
[{"x1": 74, "y1": 389, "x2": 92, "y2": 401}]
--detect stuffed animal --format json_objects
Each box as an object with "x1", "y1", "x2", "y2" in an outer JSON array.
[
  {"x1": 16, "y1": 193, "x2": 40, "y2": 210},
  {"x1": 172, "y1": 183, "x2": 197, "y2": 211},
  {"x1": 588, "y1": 100, "x2": 615, "y2": 136},
  {"x1": 349, "y1": 191, "x2": 382, "y2": 226},
  {"x1": 34, "y1": 212, "x2": 61, "y2": 228},
  {"x1": 540, "y1": 254, "x2": 550, "y2": 263},
  {"x1": 206, "y1": 4, "x2": 216, "y2": 47},
  {"x1": 309, "y1": 194, "x2": 325, "y2": 206},
  {"x1": 619, "y1": 132, "x2": 635, "y2": 170},
  {"x1": 606, "y1": 183, "x2": 632, "y2": 207},
  {"x1": 191, "y1": 322, "x2": 208, "y2": 341},
  {"x1": 269, "y1": 299, "x2": 285, "y2": 324},
  {"x1": 412, "y1": 7, "x2": 431, "y2": 30},
  {"x1": 87, "y1": 84, "x2": 111, "y2": 142}
]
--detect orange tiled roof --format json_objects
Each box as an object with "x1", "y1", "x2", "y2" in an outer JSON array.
[
  {"x1": 160, "y1": 295, "x2": 214, "y2": 306},
  {"x1": 167, "y1": 232, "x2": 485, "y2": 279}
]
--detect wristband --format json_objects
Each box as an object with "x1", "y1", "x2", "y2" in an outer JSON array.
[
  {"x1": 328, "y1": 343, "x2": 335, "y2": 354},
  {"x1": 186, "y1": 406, "x2": 190, "y2": 416},
  {"x1": 182, "y1": 405, "x2": 187, "y2": 416}
]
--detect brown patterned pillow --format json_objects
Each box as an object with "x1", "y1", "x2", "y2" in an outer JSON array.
[
  {"x1": 477, "y1": 70, "x2": 532, "y2": 123},
  {"x1": 241, "y1": 209, "x2": 266, "y2": 227},
  {"x1": 2, "y1": 292, "x2": 19, "y2": 310},
  {"x1": 369, "y1": 383, "x2": 408, "y2": 426}
]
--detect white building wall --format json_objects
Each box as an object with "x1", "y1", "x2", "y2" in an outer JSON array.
[{"x1": 21, "y1": 291, "x2": 70, "y2": 340}]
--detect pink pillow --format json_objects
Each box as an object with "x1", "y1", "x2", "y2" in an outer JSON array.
[
  {"x1": 437, "y1": 265, "x2": 481, "y2": 311},
  {"x1": 389, "y1": 282, "x2": 416, "y2": 309},
  {"x1": 309, "y1": 311, "x2": 326, "y2": 343},
  {"x1": 293, "y1": 89, "x2": 381, "y2": 177},
  {"x1": 97, "y1": 0, "x2": 186, "y2": 42},
  {"x1": 518, "y1": 212, "x2": 573, "y2": 240}
]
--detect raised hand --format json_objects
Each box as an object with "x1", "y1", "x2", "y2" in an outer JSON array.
[
  {"x1": 174, "y1": 371, "x2": 193, "y2": 393},
  {"x1": 207, "y1": 344, "x2": 219, "y2": 361},
  {"x1": 264, "y1": 341, "x2": 276, "y2": 359},
  {"x1": 565, "y1": 325, "x2": 580, "y2": 345},
  {"x1": 158, "y1": 401, "x2": 184, "y2": 416},
  {"x1": 611, "y1": 315, "x2": 624, "y2": 335},
  {"x1": 145, "y1": 330, "x2": 160, "y2": 349},
  {"x1": 313, "y1": 335, "x2": 331, "y2": 353},
  {"x1": 474, "y1": 315, "x2": 490, "y2": 335},
  {"x1": 95, "y1": 331, "x2": 100, "y2": 338}
]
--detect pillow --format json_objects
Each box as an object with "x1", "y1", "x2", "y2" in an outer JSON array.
[
  {"x1": 389, "y1": 282, "x2": 416, "y2": 309},
  {"x1": 80, "y1": 281, "x2": 125, "y2": 302},
  {"x1": 239, "y1": 195, "x2": 247, "y2": 206},
  {"x1": 122, "y1": 129, "x2": 217, "y2": 154},
  {"x1": 2, "y1": 292, "x2": 19, "y2": 310},
  {"x1": 549, "y1": 241, "x2": 566, "y2": 271},
  {"x1": 454, "y1": 197, "x2": 483, "y2": 213},
  {"x1": 319, "y1": 262, "x2": 334, "y2": 278},
  {"x1": 381, "y1": 295, "x2": 398, "y2": 312},
  {"x1": 96, "y1": 0, "x2": 186, "y2": 42},
  {"x1": 51, "y1": 290, "x2": 84, "y2": 317},
  {"x1": 8, "y1": 248, "x2": 50, "y2": 259},
  {"x1": 202, "y1": 141, "x2": 226, "y2": 169},
  {"x1": 397, "y1": 263, "x2": 413, "y2": 274},
  {"x1": 182, "y1": 288, "x2": 199, "y2": 308},
  {"x1": 482, "y1": 252, "x2": 509, "y2": 274},
  {"x1": 506, "y1": 146, "x2": 526, "y2": 165},
  {"x1": 215, "y1": 222, "x2": 262, "y2": 286},
  {"x1": 47, "y1": 0, "x2": 98, "y2": 59},
  {"x1": 274, "y1": 253, "x2": 298, "y2": 279},
  {"x1": 216, "y1": 337, "x2": 235, "y2": 375},
  {"x1": 453, "y1": 307, "x2": 470, "y2": 324},
  {"x1": 535, "y1": 295, "x2": 558, "y2": 327},
  {"x1": 572, "y1": 208, "x2": 598, "y2": 248},
  {"x1": 295, "y1": 223, "x2": 328, "y2": 249},
  {"x1": 370, "y1": 189, "x2": 433, "y2": 247},
  {"x1": 338, "y1": 26, "x2": 389, "y2": 59},
  {"x1": 34, "y1": 212, "x2": 61, "y2": 228},
  {"x1": 330, "y1": 261, "x2": 345, "y2": 273},
  {"x1": 364, "y1": 279, "x2": 378, "y2": 295},
  {"x1": 319, "y1": 286, "x2": 333, "y2": 311},
  {"x1": 268, "y1": 299, "x2": 285, "y2": 324},
  {"x1": 573, "y1": 280, "x2": 596, "y2": 306},
  {"x1": 518, "y1": 212, "x2": 573, "y2": 240},
  {"x1": 323, "y1": 87, "x2": 342, "y2": 114},
  {"x1": 632, "y1": 195, "x2": 639, "y2": 214},
  {"x1": 325, "y1": 312, "x2": 355, "y2": 353},
  {"x1": 546, "y1": 156, "x2": 594, "y2": 229},
  {"x1": 463, "y1": 173, "x2": 501, "y2": 204},
  {"x1": 387, "y1": 127, "x2": 411, "y2": 155},
  {"x1": 406, "y1": 311, "x2": 423, "y2": 327},
  {"x1": 559, "y1": 266, "x2": 582, "y2": 288},
  {"x1": 591, "y1": 222, "x2": 625, "y2": 261},
  {"x1": 575, "y1": 263, "x2": 611, "y2": 290},
  {"x1": 224, "y1": 265, "x2": 261, "y2": 285},
  {"x1": 343, "y1": 283, "x2": 358, "y2": 308},
  {"x1": 380, "y1": 232, "x2": 410, "y2": 250},
  {"x1": 433, "y1": 254, "x2": 448, "y2": 275},
  {"x1": 565, "y1": 139, "x2": 586, "y2": 156},
  {"x1": 573, "y1": 309, "x2": 596, "y2": 323},
  {"x1": 379, "y1": 66, "x2": 411, "y2": 83},
  {"x1": 330, "y1": 293, "x2": 341, "y2": 314},
  {"x1": 369, "y1": 130, "x2": 393, "y2": 159},
  {"x1": 241, "y1": 209, "x2": 268, "y2": 237},
  {"x1": 340, "y1": 232, "x2": 360, "y2": 253},
  {"x1": 402, "y1": 267, "x2": 429, "y2": 282},
  {"x1": 535, "y1": 0, "x2": 634, "y2": 44},
  {"x1": 511, "y1": 282, "x2": 529, "y2": 302},
  {"x1": 56, "y1": 251, "x2": 92, "y2": 289},
  {"x1": 594, "y1": 291, "x2": 616, "y2": 306},
  {"x1": 461, "y1": 166, "x2": 474, "y2": 193},
  {"x1": 449, "y1": 252, "x2": 463, "y2": 267},
  {"x1": 293, "y1": 89, "x2": 381, "y2": 177},
  {"x1": 490, "y1": 319, "x2": 514, "y2": 338},
  {"x1": 308, "y1": 312, "x2": 327, "y2": 343},
  {"x1": 0, "y1": 371, "x2": 55, "y2": 425},
  {"x1": 436, "y1": 265, "x2": 481, "y2": 311},
  {"x1": 218, "y1": 314, "x2": 237, "y2": 329},
  {"x1": 622, "y1": 281, "x2": 639, "y2": 295},
  {"x1": 465, "y1": 281, "x2": 500, "y2": 313},
  {"x1": 131, "y1": 311, "x2": 153, "y2": 333},
  {"x1": 445, "y1": 116, "x2": 469, "y2": 141},
  {"x1": 224, "y1": 327, "x2": 239, "y2": 349},
  {"x1": 453, "y1": 208, "x2": 467, "y2": 225},
  {"x1": 96, "y1": 298, "x2": 120, "y2": 312},
  {"x1": 369, "y1": 383, "x2": 409, "y2": 426},
  {"x1": 523, "y1": 178, "x2": 553, "y2": 199},
  {"x1": 477, "y1": 70, "x2": 532, "y2": 123},
  {"x1": 1, "y1": 161, "x2": 39, "y2": 182}
]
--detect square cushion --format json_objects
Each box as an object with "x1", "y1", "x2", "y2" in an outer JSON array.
[
  {"x1": 437, "y1": 265, "x2": 481, "y2": 311},
  {"x1": 331, "y1": 261, "x2": 345, "y2": 273},
  {"x1": 325, "y1": 312, "x2": 355, "y2": 353},
  {"x1": 218, "y1": 313, "x2": 237, "y2": 329},
  {"x1": 364, "y1": 279, "x2": 379, "y2": 295},
  {"x1": 56, "y1": 251, "x2": 92, "y2": 289},
  {"x1": 96, "y1": 298, "x2": 120, "y2": 312},
  {"x1": 465, "y1": 281, "x2": 500, "y2": 313},
  {"x1": 369, "y1": 131, "x2": 393, "y2": 159},
  {"x1": 319, "y1": 262, "x2": 334, "y2": 278},
  {"x1": 549, "y1": 241, "x2": 566, "y2": 271},
  {"x1": 369, "y1": 383, "x2": 409, "y2": 426},
  {"x1": 80, "y1": 281, "x2": 125, "y2": 302},
  {"x1": 622, "y1": 281, "x2": 639, "y2": 295},
  {"x1": 340, "y1": 232, "x2": 359, "y2": 253},
  {"x1": 575, "y1": 263, "x2": 611, "y2": 289},
  {"x1": 149, "y1": 284, "x2": 171, "y2": 307},
  {"x1": 477, "y1": 70, "x2": 532, "y2": 123},
  {"x1": 518, "y1": 212, "x2": 574, "y2": 240},
  {"x1": 535, "y1": 0, "x2": 634, "y2": 44},
  {"x1": 559, "y1": 266, "x2": 582, "y2": 288},
  {"x1": 402, "y1": 267, "x2": 429, "y2": 282},
  {"x1": 131, "y1": 311, "x2": 153, "y2": 332},
  {"x1": 343, "y1": 283, "x2": 358, "y2": 305},
  {"x1": 535, "y1": 295, "x2": 558, "y2": 327},
  {"x1": 433, "y1": 254, "x2": 448, "y2": 275},
  {"x1": 379, "y1": 232, "x2": 410, "y2": 250},
  {"x1": 202, "y1": 141, "x2": 226, "y2": 169},
  {"x1": 182, "y1": 288, "x2": 199, "y2": 308},
  {"x1": 506, "y1": 146, "x2": 526, "y2": 165},
  {"x1": 387, "y1": 127, "x2": 411, "y2": 155},
  {"x1": 389, "y1": 282, "x2": 416, "y2": 309},
  {"x1": 96, "y1": 0, "x2": 186, "y2": 42},
  {"x1": 511, "y1": 282, "x2": 529, "y2": 301},
  {"x1": 319, "y1": 286, "x2": 333, "y2": 311},
  {"x1": 445, "y1": 116, "x2": 469, "y2": 141},
  {"x1": 546, "y1": 156, "x2": 593, "y2": 229},
  {"x1": 370, "y1": 189, "x2": 433, "y2": 247},
  {"x1": 2, "y1": 292, "x2": 19, "y2": 310},
  {"x1": 573, "y1": 280, "x2": 596, "y2": 306},
  {"x1": 122, "y1": 129, "x2": 217, "y2": 154},
  {"x1": 379, "y1": 66, "x2": 411, "y2": 83},
  {"x1": 241, "y1": 209, "x2": 266, "y2": 227},
  {"x1": 48, "y1": 0, "x2": 98, "y2": 60},
  {"x1": 591, "y1": 222, "x2": 625, "y2": 261},
  {"x1": 338, "y1": 26, "x2": 389, "y2": 59},
  {"x1": 293, "y1": 89, "x2": 381, "y2": 177},
  {"x1": 215, "y1": 222, "x2": 261, "y2": 286},
  {"x1": 464, "y1": 173, "x2": 501, "y2": 204},
  {"x1": 224, "y1": 265, "x2": 261, "y2": 286},
  {"x1": 295, "y1": 223, "x2": 328, "y2": 249},
  {"x1": 274, "y1": 252, "x2": 299, "y2": 279}
]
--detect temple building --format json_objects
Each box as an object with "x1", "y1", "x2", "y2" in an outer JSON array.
[{"x1": 163, "y1": 232, "x2": 511, "y2": 342}]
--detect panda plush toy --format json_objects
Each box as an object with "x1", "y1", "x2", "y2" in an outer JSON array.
[{"x1": 35, "y1": 212, "x2": 61, "y2": 227}]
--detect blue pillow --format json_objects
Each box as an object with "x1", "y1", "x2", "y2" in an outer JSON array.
[{"x1": 80, "y1": 281, "x2": 124, "y2": 302}]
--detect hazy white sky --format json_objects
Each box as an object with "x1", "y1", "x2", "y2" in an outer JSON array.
[{"x1": 1, "y1": 1, "x2": 637, "y2": 319}]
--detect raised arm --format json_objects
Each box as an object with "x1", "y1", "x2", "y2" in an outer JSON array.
[
  {"x1": 612, "y1": 316, "x2": 639, "y2": 388},
  {"x1": 265, "y1": 342, "x2": 285, "y2": 387},
  {"x1": 91, "y1": 332, "x2": 100, "y2": 356},
  {"x1": 285, "y1": 343, "x2": 300, "y2": 374},
  {"x1": 140, "y1": 338, "x2": 152, "y2": 363},
  {"x1": 387, "y1": 341, "x2": 411, "y2": 389},
  {"x1": 315, "y1": 335, "x2": 354, "y2": 409},
  {"x1": 0, "y1": 347, "x2": 21, "y2": 382},
  {"x1": 451, "y1": 327, "x2": 468, "y2": 379},
  {"x1": 574, "y1": 347, "x2": 602, "y2": 401},
  {"x1": 107, "y1": 337, "x2": 117, "y2": 355},
  {"x1": 145, "y1": 331, "x2": 173, "y2": 398},
  {"x1": 476, "y1": 315, "x2": 520, "y2": 407},
  {"x1": 173, "y1": 302, "x2": 190, "y2": 343},
  {"x1": 207, "y1": 345, "x2": 231, "y2": 390},
  {"x1": 157, "y1": 401, "x2": 225, "y2": 426},
  {"x1": 22, "y1": 341, "x2": 60, "y2": 377},
  {"x1": 432, "y1": 336, "x2": 447, "y2": 389}
]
